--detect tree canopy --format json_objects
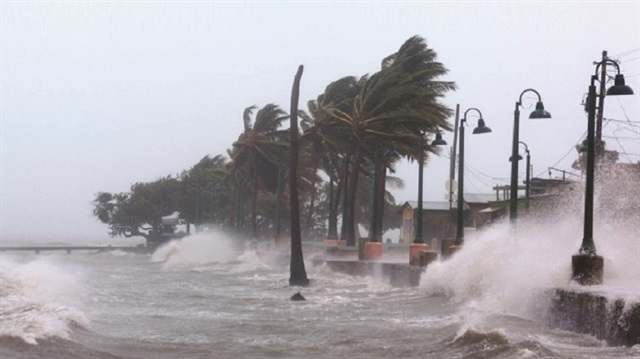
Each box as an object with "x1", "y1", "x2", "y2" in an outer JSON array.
[{"x1": 92, "y1": 35, "x2": 456, "y2": 247}]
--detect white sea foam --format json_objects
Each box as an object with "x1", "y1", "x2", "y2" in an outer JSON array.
[
  {"x1": 422, "y1": 210, "x2": 640, "y2": 321},
  {"x1": 150, "y1": 230, "x2": 244, "y2": 269},
  {"x1": 0, "y1": 256, "x2": 88, "y2": 344}
]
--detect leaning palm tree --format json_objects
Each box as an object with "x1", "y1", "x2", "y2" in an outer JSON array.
[
  {"x1": 300, "y1": 76, "x2": 367, "y2": 241},
  {"x1": 229, "y1": 104, "x2": 290, "y2": 238},
  {"x1": 327, "y1": 36, "x2": 456, "y2": 244}
]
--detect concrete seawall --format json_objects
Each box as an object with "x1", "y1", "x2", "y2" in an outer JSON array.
[
  {"x1": 549, "y1": 289, "x2": 640, "y2": 347},
  {"x1": 311, "y1": 258, "x2": 423, "y2": 287}
]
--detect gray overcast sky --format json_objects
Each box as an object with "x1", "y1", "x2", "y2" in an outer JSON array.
[{"x1": 1, "y1": 1, "x2": 639, "y2": 242}]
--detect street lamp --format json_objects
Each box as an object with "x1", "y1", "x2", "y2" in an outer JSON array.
[
  {"x1": 572, "y1": 56, "x2": 633, "y2": 285},
  {"x1": 509, "y1": 141, "x2": 531, "y2": 214},
  {"x1": 409, "y1": 131, "x2": 447, "y2": 265},
  {"x1": 453, "y1": 108, "x2": 492, "y2": 247},
  {"x1": 510, "y1": 89, "x2": 551, "y2": 223}
]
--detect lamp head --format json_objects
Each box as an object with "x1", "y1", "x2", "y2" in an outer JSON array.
[
  {"x1": 472, "y1": 118, "x2": 492, "y2": 134},
  {"x1": 606, "y1": 74, "x2": 634, "y2": 96},
  {"x1": 509, "y1": 154, "x2": 524, "y2": 162},
  {"x1": 529, "y1": 101, "x2": 552, "y2": 119},
  {"x1": 431, "y1": 132, "x2": 448, "y2": 146}
]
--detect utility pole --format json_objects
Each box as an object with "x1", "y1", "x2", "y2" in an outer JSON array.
[
  {"x1": 595, "y1": 50, "x2": 607, "y2": 160},
  {"x1": 447, "y1": 104, "x2": 460, "y2": 238}
]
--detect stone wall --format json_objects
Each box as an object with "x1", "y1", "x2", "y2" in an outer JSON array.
[{"x1": 549, "y1": 289, "x2": 640, "y2": 346}]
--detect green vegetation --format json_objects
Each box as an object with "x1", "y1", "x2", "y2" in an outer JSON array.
[{"x1": 92, "y1": 36, "x2": 456, "y2": 245}]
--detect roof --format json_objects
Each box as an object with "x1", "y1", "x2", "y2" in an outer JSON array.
[
  {"x1": 462, "y1": 193, "x2": 495, "y2": 204},
  {"x1": 402, "y1": 200, "x2": 469, "y2": 211}
]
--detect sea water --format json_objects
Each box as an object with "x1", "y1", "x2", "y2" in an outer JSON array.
[{"x1": 1, "y1": 218, "x2": 639, "y2": 359}]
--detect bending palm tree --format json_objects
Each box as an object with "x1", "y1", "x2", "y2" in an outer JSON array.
[
  {"x1": 229, "y1": 104, "x2": 289, "y2": 238},
  {"x1": 328, "y1": 36, "x2": 456, "y2": 244}
]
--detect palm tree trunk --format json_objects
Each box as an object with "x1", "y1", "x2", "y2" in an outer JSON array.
[
  {"x1": 251, "y1": 177, "x2": 258, "y2": 238},
  {"x1": 304, "y1": 153, "x2": 319, "y2": 239},
  {"x1": 377, "y1": 165, "x2": 387, "y2": 241},
  {"x1": 345, "y1": 144, "x2": 362, "y2": 246},
  {"x1": 327, "y1": 172, "x2": 338, "y2": 239},
  {"x1": 339, "y1": 156, "x2": 349, "y2": 241},
  {"x1": 289, "y1": 65, "x2": 309, "y2": 286},
  {"x1": 230, "y1": 185, "x2": 237, "y2": 226}
]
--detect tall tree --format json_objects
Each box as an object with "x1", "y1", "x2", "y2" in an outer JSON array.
[
  {"x1": 178, "y1": 155, "x2": 230, "y2": 230},
  {"x1": 229, "y1": 104, "x2": 290, "y2": 237},
  {"x1": 326, "y1": 36, "x2": 455, "y2": 244},
  {"x1": 289, "y1": 65, "x2": 309, "y2": 286},
  {"x1": 92, "y1": 176, "x2": 184, "y2": 247},
  {"x1": 300, "y1": 76, "x2": 365, "y2": 240}
]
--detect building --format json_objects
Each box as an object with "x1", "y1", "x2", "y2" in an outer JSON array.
[{"x1": 398, "y1": 193, "x2": 495, "y2": 244}]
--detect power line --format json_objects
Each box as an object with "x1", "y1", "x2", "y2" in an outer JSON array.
[
  {"x1": 536, "y1": 130, "x2": 588, "y2": 178},
  {"x1": 610, "y1": 48, "x2": 640, "y2": 59},
  {"x1": 606, "y1": 118, "x2": 640, "y2": 124},
  {"x1": 602, "y1": 135, "x2": 640, "y2": 141}
]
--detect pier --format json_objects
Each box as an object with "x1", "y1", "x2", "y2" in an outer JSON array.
[{"x1": 0, "y1": 245, "x2": 150, "y2": 254}]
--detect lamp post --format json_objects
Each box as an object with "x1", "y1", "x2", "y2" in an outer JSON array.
[
  {"x1": 510, "y1": 89, "x2": 551, "y2": 224},
  {"x1": 572, "y1": 56, "x2": 633, "y2": 285},
  {"x1": 509, "y1": 142, "x2": 531, "y2": 214},
  {"x1": 409, "y1": 131, "x2": 447, "y2": 265},
  {"x1": 364, "y1": 144, "x2": 400, "y2": 260},
  {"x1": 452, "y1": 108, "x2": 492, "y2": 248},
  {"x1": 522, "y1": 142, "x2": 531, "y2": 215}
]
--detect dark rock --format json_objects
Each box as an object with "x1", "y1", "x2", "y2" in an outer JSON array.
[{"x1": 290, "y1": 292, "x2": 306, "y2": 301}]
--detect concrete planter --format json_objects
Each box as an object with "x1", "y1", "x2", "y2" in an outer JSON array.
[
  {"x1": 364, "y1": 242, "x2": 383, "y2": 261},
  {"x1": 409, "y1": 243, "x2": 429, "y2": 265}
]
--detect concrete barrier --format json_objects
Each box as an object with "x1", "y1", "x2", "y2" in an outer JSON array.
[
  {"x1": 549, "y1": 289, "x2": 640, "y2": 346},
  {"x1": 409, "y1": 243, "x2": 429, "y2": 266},
  {"x1": 364, "y1": 242, "x2": 383, "y2": 261},
  {"x1": 418, "y1": 250, "x2": 437, "y2": 267},
  {"x1": 358, "y1": 238, "x2": 368, "y2": 260},
  {"x1": 311, "y1": 259, "x2": 424, "y2": 287}
]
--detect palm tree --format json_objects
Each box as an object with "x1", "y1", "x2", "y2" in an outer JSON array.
[
  {"x1": 289, "y1": 65, "x2": 309, "y2": 287},
  {"x1": 300, "y1": 76, "x2": 367, "y2": 241},
  {"x1": 326, "y1": 36, "x2": 456, "y2": 244},
  {"x1": 229, "y1": 104, "x2": 290, "y2": 238}
]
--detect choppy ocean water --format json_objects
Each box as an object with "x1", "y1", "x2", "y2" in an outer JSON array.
[{"x1": 1, "y1": 218, "x2": 639, "y2": 359}]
